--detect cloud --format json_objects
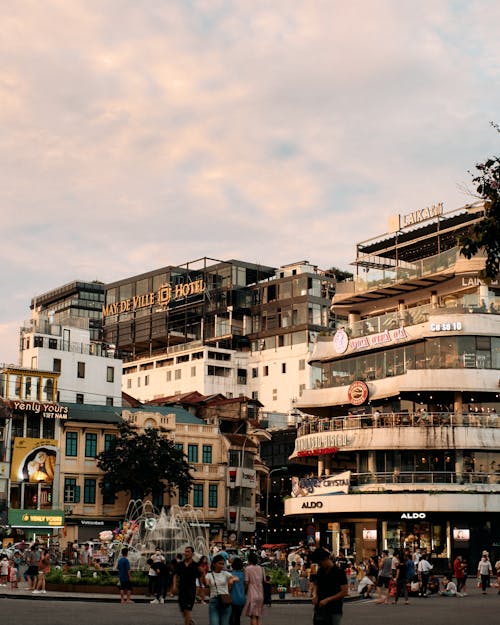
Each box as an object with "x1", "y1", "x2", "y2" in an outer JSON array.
[{"x1": 1, "y1": 1, "x2": 499, "y2": 362}]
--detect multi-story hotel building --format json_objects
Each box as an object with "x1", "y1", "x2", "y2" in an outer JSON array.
[
  {"x1": 104, "y1": 258, "x2": 336, "y2": 415},
  {"x1": 286, "y1": 201, "x2": 500, "y2": 567}
]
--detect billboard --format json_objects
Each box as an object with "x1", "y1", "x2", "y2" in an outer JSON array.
[{"x1": 10, "y1": 438, "x2": 57, "y2": 483}]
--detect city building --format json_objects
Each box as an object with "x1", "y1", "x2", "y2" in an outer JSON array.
[
  {"x1": 286, "y1": 201, "x2": 500, "y2": 566},
  {"x1": 0, "y1": 365, "x2": 66, "y2": 542},
  {"x1": 19, "y1": 313, "x2": 122, "y2": 407},
  {"x1": 105, "y1": 258, "x2": 336, "y2": 415}
]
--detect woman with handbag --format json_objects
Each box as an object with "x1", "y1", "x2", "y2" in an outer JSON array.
[{"x1": 204, "y1": 554, "x2": 239, "y2": 625}]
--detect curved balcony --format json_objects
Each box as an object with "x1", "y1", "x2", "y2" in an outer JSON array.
[{"x1": 297, "y1": 411, "x2": 499, "y2": 436}]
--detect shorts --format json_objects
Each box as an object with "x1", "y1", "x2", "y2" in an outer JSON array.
[
  {"x1": 178, "y1": 590, "x2": 196, "y2": 612},
  {"x1": 119, "y1": 580, "x2": 133, "y2": 591},
  {"x1": 26, "y1": 566, "x2": 39, "y2": 578},
  {"x1": 377, "y1": 576, "x2": 390, "y2": 588}
]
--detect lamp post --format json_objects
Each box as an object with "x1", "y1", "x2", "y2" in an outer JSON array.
[{"x1": 265, "y1": 466, "x2": 287, "y2": 544}]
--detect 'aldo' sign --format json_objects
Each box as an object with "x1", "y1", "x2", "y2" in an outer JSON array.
[
  {"x1": 401, "y1": 512, "x2": 426, "y2": 519},
  {"x1": 302, "y1": 501, "x2": 323, "y2": 509}
]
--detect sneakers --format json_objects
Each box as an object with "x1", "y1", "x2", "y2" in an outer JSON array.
[
  {"x1": 32, "y1": 590, "x2": 41, "y2": 594},
  {"x1": 41, "y1": 590, "x2": 47, "y2": 594},
  {"x1": 150, "y1": 598, "x2": 160, "y2": 604}
]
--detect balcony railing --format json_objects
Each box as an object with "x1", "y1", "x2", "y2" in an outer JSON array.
[
  {"x1": 350, "y1": 470, "x2": 498, "y2": 487},
  {"x1": 297, "y1": 411, "x2": 499, "y2": 436},
  {"x1": 21, "y1": 335, "x2": 120, "y2": 359}
]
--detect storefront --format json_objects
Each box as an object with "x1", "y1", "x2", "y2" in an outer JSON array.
[{"x1": 7, "y1": 508, "x2": 65, "y2": 543}]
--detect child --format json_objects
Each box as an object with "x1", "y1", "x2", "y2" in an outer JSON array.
[
  {"x1": 9, "y1": 560, "x2": 18, "y2": 589},
  {"x1": 0, "y1": 555, "x2": 9, "y2": 586},
  {"x1": 263, "y1": 575, "x2": 272, "y2": 607}
]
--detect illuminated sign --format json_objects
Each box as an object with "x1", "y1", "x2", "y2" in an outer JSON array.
[
  {"x1": 401, "y1": 512, "x2": 427, "y2": 519},
  {"x1": 103, "y1": 279, "x2": 206, "y2": 318},
  {"x1": 10, "y1": 401, "x2": 68, "y2": 419},
  {"x1": 401, "y1": 203, "x2": 443, "y2": 228},
  {"x1": 350, "y1": 327, "x2": 407, "y2": 351},
  {"x1": 429, "y1": 321, "x2": 463, "y2": 332},
  {"x1": 363, "y1": 529, "x2": 377, "y2": 540},
  {"x1": 348, "y1": 381, "x2": 369, "y2": 406},
  {"x1": 10, "y1": 438, "x2": 58, "y2": 483},
  {"x1": 301, "y1": 501, "x2": 323, "y2": 509},
  {"x1": 8, "y1": 509, "x2": 65, "y2": 528},
  {"x1": 293, "y1": 432, "x2": 349, "y2": 456},
  {"x1": 297, "y1": 446, "x2": 338, "y2": 458},
  {"x1": 291, "y1": 471, "x2": 351, "y2": 497}
]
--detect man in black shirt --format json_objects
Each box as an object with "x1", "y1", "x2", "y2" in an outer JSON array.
[
  {"x1": 173, "y1": 546, "x2": 202, "y2": 625},
  {"x1": 310, "y1": 548, "x2": 348, "y2": 625}
]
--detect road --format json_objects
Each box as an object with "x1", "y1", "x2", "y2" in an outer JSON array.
[{"x1": 1, "y1": 590, "x2": 499, "y2": 625}]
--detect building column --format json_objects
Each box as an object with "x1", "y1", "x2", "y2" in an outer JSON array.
[
  {"x1": 455, "y1": 450, "x2": 463, "y2": 484},
  {"x1": 454, "y1": 391, "x2": 463, "y2": 424},
  {"x1": 318, "y1": 457, "x2": 324, "y2": 477}
]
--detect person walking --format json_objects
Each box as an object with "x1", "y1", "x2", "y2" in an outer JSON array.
[
  {"x1": 117, "y1": 547, "x2": 133, "y2": 604},
  {"x1": 375, "y1": 550, "x2": 392, "y2": 604},
  {"x1": 25, "y1": 544, "x2": 41, "y2": 591},
  {"x1": 32, "y1": 548, "x2": 50, "y2": 594},
  {"x1": 244, "y1": 551, "x2": 265, "y2": 625},
  {"x1": 229, "y1": 558, "x2": 246, "y2": 625},
  {"x1": 204, "y1": 554, "x2": 239, "y2": 625},
  {"x1": 417, "y1": 553, "x2": 433, "y2": 596},
  {"x1": 477, "y1": 551, "x2": 492, "y2": 594},
  {"x1": 495, "y1": 556, "x2": 500, "y2": 595},
  {"x1": 392, "y1": 549, "x2": 409, "y2": 605},
  {"x1": 173, "y1": 546, "x2": 203, "y2": 625},
  {"x1": 310, "y1": 548, "x2": 348, "y2": 625},
  {"x1": 453, "y1": 555, "x2": 466, "y2": 595}
]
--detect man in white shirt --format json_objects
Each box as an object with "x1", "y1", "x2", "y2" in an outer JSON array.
[{"x1": 417, "y1": 554, "x2": 433, "y2": 596}]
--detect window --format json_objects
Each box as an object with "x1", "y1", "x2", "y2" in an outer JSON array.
[
  {"x1": 49, "y1": 338, "x2": 57, "y2": 349},
  {"x1": 76, "y1": 393, "x2": 84, "y2": 404},
  {"x1": 252, "y1": 367, "x2": 258, "y2": 378},
  {"x1": 64, "y1": 478, "x2": 80, "y2": 503},
  {"x1": 208, "y1": 484, "x2": 218, "y2": 508},
  {"x1": 105, "y1": 397, "x2": 114, "y2": 406},
  {"x1": 175, "y1": 443, "x2": 184, "y2": 453},
  {"x1": 166, "y1": 371, "x2": 172, "y2": 382},
  {"x1": 175, "y1": 369, "x2": 182, "y2": 380},
  {"x1": 84, "y1": 478, "x2": 96, "y2": 504},
  {"x1": 104, "y1": 434, "x2": 116, "y2": 451},
  {"x1": 191, "y1": 366, "x2": 196, "y2": 377},
  {"x1": 188, "y1": 444, "x2": 198, "y2": 463},
  {"x1": 282, "y1": 363, "x2": 287, "y2": 373},
  {"x1": 77, "y1": 362, "x2": 85, "y2": 378},
  {"x1": 126, "y1": 379, "x2": 132, "y2": 389},
  {"x1": 144, "y1": 375, "x2": 149, "y2": 386},
  {"x1": 34, "y1": 336, "x2": 43, "y2": 347},
  {"x1": 179, "y1": 489, "x2": 189, "y2": 506},
  {"x1": 137, "y1": 377, "x2": 141, "y2": 387},
  {"x1": 102, "y1": 478, "x2": 115, "y2": 504},
  {"x1": 202, "y1": 445, "x2": 212, "y2": 464},
  {"x1": 193, "y1": 484, "x2": 203, "y2": 507},
  {"x1": 263, "y1": 366, "x2": 269, "y2": 376},
  {"x1": 107, "y1": 366, "x2": 114, "y2": 382},
  {"x1": 53, "y1": 358, "x2": 62, "y2": 373},
  {"x1": 299, "y1": 359, "x2": 306, "y2": 370},
  {"x1": 251, "y1": 391, "x2": 259, "y2": 400},
  {"x1": 66, "y1": 432, "x2": 78, "y2": 457},
  {"x1": 43, "y1": 419, "x2": 55, "y2": 438},
  {"x1": 152, "y1": 490, "x2": 163, "y2": 509},
  {"x1": 85, "y1": 433, "x2": 98, "y2": 458}
]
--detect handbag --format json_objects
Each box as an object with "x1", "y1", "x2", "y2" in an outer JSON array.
[{"x1": 211, "y1": 572, "x2": 232, "y2": 608}]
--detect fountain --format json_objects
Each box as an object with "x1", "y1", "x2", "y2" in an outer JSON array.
[{"x1": 110, "y1": 500, "x2": 209, "y2": 569}]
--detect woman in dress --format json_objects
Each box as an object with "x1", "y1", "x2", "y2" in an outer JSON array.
[{"x1": 244, "y1": 551, "x2": 264, "y2": 625}]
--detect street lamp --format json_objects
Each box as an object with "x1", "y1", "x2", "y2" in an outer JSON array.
[{"x1": 265, "y1": 466, "x2": 287, "y2": 543}]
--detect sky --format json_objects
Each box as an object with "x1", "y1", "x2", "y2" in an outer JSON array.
[{"x1": 1, "y1": 0, "x2": 500, "y2": 364}]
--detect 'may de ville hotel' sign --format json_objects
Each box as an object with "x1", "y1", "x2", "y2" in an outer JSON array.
[{"x1": 102, "y1": 279, "x2": 205, "y2": 318}]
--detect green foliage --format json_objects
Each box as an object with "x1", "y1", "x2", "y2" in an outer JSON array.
[
  {"x1": 45, "y1": 565, "x2": 148, "y2": 587},
  {"x1": 459, "y1": 123, "x2": 500, "y2": 280},
  {"x1": 327, "y1": 266, "x2": 353, "y2": 283},
  {"x1": 264, "y1": 567, "x2": 289, "y2": 588},
  {"x1": 96, "y1": 420, "x2": 193, "y2": 499}
]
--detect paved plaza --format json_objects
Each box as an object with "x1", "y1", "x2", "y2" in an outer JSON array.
[{"x1": 1, "y1": 585, "x2": 499, "y2": 625}]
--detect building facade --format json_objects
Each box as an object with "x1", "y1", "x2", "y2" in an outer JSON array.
[
  {"x1": 286, "y1": 201, "x2": 500, "y2": 567},
  {"x1": 105, "y1": 258, "x2": 335, "y2": 414}
]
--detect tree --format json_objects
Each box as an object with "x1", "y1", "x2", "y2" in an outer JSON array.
[
  {"x1": 459, "y1": 123, "x2": 500, "y2": 280},
  {"x1": 327, "y1": 266, "x2": 353, "y2": 282},
  {"x1": 97, "y1": 421, "x2": 193, "y2": 501}
]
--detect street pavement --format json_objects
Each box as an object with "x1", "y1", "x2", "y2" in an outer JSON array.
[{"x1": 1, "y1": 584, "x2": 499, "y2": 625}]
